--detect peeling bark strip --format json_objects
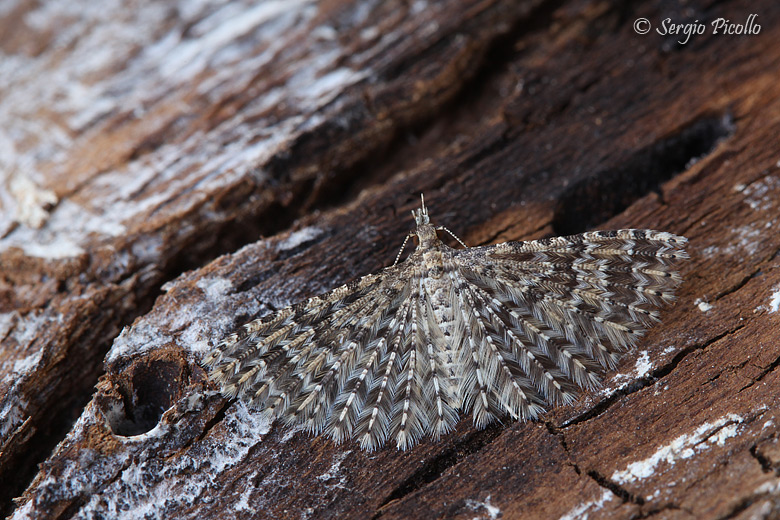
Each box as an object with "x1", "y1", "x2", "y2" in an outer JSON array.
[{"x1": 3, "y1": 0, "x2": 780, "y2": 518}]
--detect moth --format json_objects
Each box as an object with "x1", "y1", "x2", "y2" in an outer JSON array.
[{"x1": 203, "y1": 195, "x2": 687, "y2": 450}]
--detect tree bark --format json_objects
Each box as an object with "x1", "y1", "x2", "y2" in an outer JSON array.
[{"x1": 2, "y1": 0, "x2": 780, "y2": 518}]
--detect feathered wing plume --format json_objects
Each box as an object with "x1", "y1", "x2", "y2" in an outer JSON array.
[{"x1": 204, "y1": 198, "x2": 687, "y2": 451}]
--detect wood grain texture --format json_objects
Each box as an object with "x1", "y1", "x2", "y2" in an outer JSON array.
[{"x1": 2, "y1": 0, "x2": 780, "y2": 518}]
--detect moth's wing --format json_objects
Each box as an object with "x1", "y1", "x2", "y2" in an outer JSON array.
[
  {"x1": 348, "y1": 261, "x2": 460, "y2": 451},
  {"x1": 204, "y1": 260, "x2": 457, "y2": 451},
  {"x1": 448, "y1": 229, "x2": 687, "y2": 423},
  {"x1": 204, "y1": 270, "x2": 398, "y2": 427}
]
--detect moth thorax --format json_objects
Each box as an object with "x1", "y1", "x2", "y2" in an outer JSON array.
[{"x1": 415, "y1": 223, "x2": 440, "y2": 250}]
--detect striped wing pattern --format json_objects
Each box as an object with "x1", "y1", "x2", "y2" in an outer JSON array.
[{"x1": 204, "y1": 228, "x2": 687, "y2": 451}]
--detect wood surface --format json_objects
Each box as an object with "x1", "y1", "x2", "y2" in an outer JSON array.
[{"x1": 2, "y1": 0, "x2": 780, "y2": 518}]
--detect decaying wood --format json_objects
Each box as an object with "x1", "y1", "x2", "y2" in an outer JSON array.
[{"x1": 1, "y1": 0, "x2": 780, "y2": 518}]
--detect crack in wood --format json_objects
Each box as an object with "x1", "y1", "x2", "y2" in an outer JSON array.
[
  {"x1": 194, "y1": 398, "x2": 232, "y2": 445},
  {"x1": 749, "y1": 445, "x2": 780, "y2": 476},
  {"x1": 713, "y1": 244, "x2": 780, "y2": 303},
  {"x1": 545, "y1": 420, "x2": 582, "y2": 475},
  {"x1": 739, "y1": 353, "x2": 780, "y2": 393},
  {"x1": 715, "y1": 490, "x2": 780, "y2": 520},
  {"x1": 478, "y1": 213, "x2": 549, "y2": 246},
  {"x1": 552, "y1": 112, "x2": 734, "y2": 236},
  {"x1": 586, "y1": 469, "x2": 645, "y2": 505}
]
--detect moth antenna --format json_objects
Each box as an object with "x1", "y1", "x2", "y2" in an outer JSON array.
[
  {"x1": 393, "y1": 233, "x2": 413, "y2": 267},
  {"x1": 437, "y1": 226, "x2": 468, "y2": 249}
]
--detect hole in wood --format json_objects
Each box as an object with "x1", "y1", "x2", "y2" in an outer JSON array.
[
  {"x1": 551, "y1": 113, "x2": 734, "y2": 236},
  {"x1": 105, "y1": 357, "x2": 187, "y2": 437}
]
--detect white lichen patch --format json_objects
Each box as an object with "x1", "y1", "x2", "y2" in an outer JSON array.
[
  {"x1": 0, "y1": 312, "x2": 14, "y2": 342},
  {"x1": 0, "y1": 310, "x2": 60, "y2": 379},
  {"x1": 196, "y1": 276, "x2": 234, "y2": 302},
  {"x1": 730, "y1": 224, "x2": 763, "y2": 257},
  {"x1": 694, "y1": 298, "x2": 713, "y2": 312},
  {"x1": 465, "y1": 495, "x2": 501, "y2": 520},
  {"x1": 116, "y1": 422, "x2": 171, "y2": 443},
  {"x1": 280, "y1": 423, "x2": 307, "y2": 443},
  {"x1": 108, "y1": 266, "x2": 262, "y2": 366},
  {"x1": 768, "y1": 285, "x2": 780, "y2": 314},
  {"x1": 559, "y1": 489, "x2": 613, "y2": 520},
  {"x1": 701, "y1": 221, "x2": 776, "y2": 261},
  {"x1": 12, "y1": 350, "x2": 43, "y2": 375},
  {"x1": 611, "y1": 413, "x2": 744, "y2": 485},
  {"x1": 233, "y1": 482, "x2": 258, "y2": 514},
  {"x1": 633, "y1": 351, "x2": 653, "y2": 378},
  {"x1": 710, "y1": 422, "x2": 740, "y2": 446},
  {"x1": 105, "y1": 322, "x2": 173, "y2": 366},
  {"x1": 291, "y1": 65, "x2": 368, "y2": 107},
  {"x1": 755, "y1": 283, "x2": 780, "y2": 315},
  {"x1": 74, "y1": 402, "x2": 270, "y2": 520},
  {"x1": 0, "y1": 199, "x2": 126, "y2": 259},
  {"x1": 8, "y1": 174, "x2": 58, "y2": 229},
  {"x1": 0, "y1": 398, "x2": 28, "y2": 439},
  {"x1": 316, "y1": 450, "x2": 351, "y2": 488},
  {"x1": 606, "y1": 350, "x2": 653, "y2": 393},
  {"x1": 740, "y1": 175, "x2": 780, "y2": 212},
  {"x1": 179, "y1": 295, "x2": 263, "y2": 360},
  {"x1": 277, "y1": 226, "x2": 323, "y2": 251}
]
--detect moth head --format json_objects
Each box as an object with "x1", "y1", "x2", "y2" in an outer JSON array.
[
  {"x1": 410, "y1": 193, "x2": 440, "y2": 249},
  {"x1": 411, "y1": 193, "x2": 430, "y2": 227}
]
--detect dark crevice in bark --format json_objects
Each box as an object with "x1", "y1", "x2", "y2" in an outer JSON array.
[
  {"x1": 545, "y1": 421, "x2": 582, "y2": 475},
  {"x1": 702, "y1": 358, "x2": 751, "y2": 388},
  {"x1": 195, "y1": 398, "x2": 232, "y2": 444},
  {"x1": 54, "y1": 494, "x2": 89, "y2": 520},
  {"x1": 108, "y1": 358, "x2": 189, "y2": 437},
  {"x1": 714, "y1": 267, "x2": 765, "y2": 302},
  {"x1": 1, "y1": 389, "x2": 95, "y2": 518},
  {"x1": 635, "y1": 504, "x2": 690, "y2": 519},
  {"x1": 739, "y1": 353, "x2": 780, "y2": 393},
  {"x1": 749, "y1": 445, "x2": 780, "y2": 476},
  {"x1": 479, "y1": 216, "x2": 549, "y2": 246},
  {"x1": 712, "y1": 243, "x2": 780, "y2": 303},
  {"x1": 318, "y1": 0, "x2": 577, "y2": 212},
  {"x1": 716, "y1": 493, "x2": 778, "y2": 520},
  {"x1": 586, "y1": 469, "x2": 644, "y2": 505},
  {"x1": 552, "y1": 112, "x2": 735, "y2": 236}
]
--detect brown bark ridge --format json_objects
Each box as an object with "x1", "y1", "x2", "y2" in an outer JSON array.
[{"x1": 1, "y1": 0, "x2": 779, "y2": 518}]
